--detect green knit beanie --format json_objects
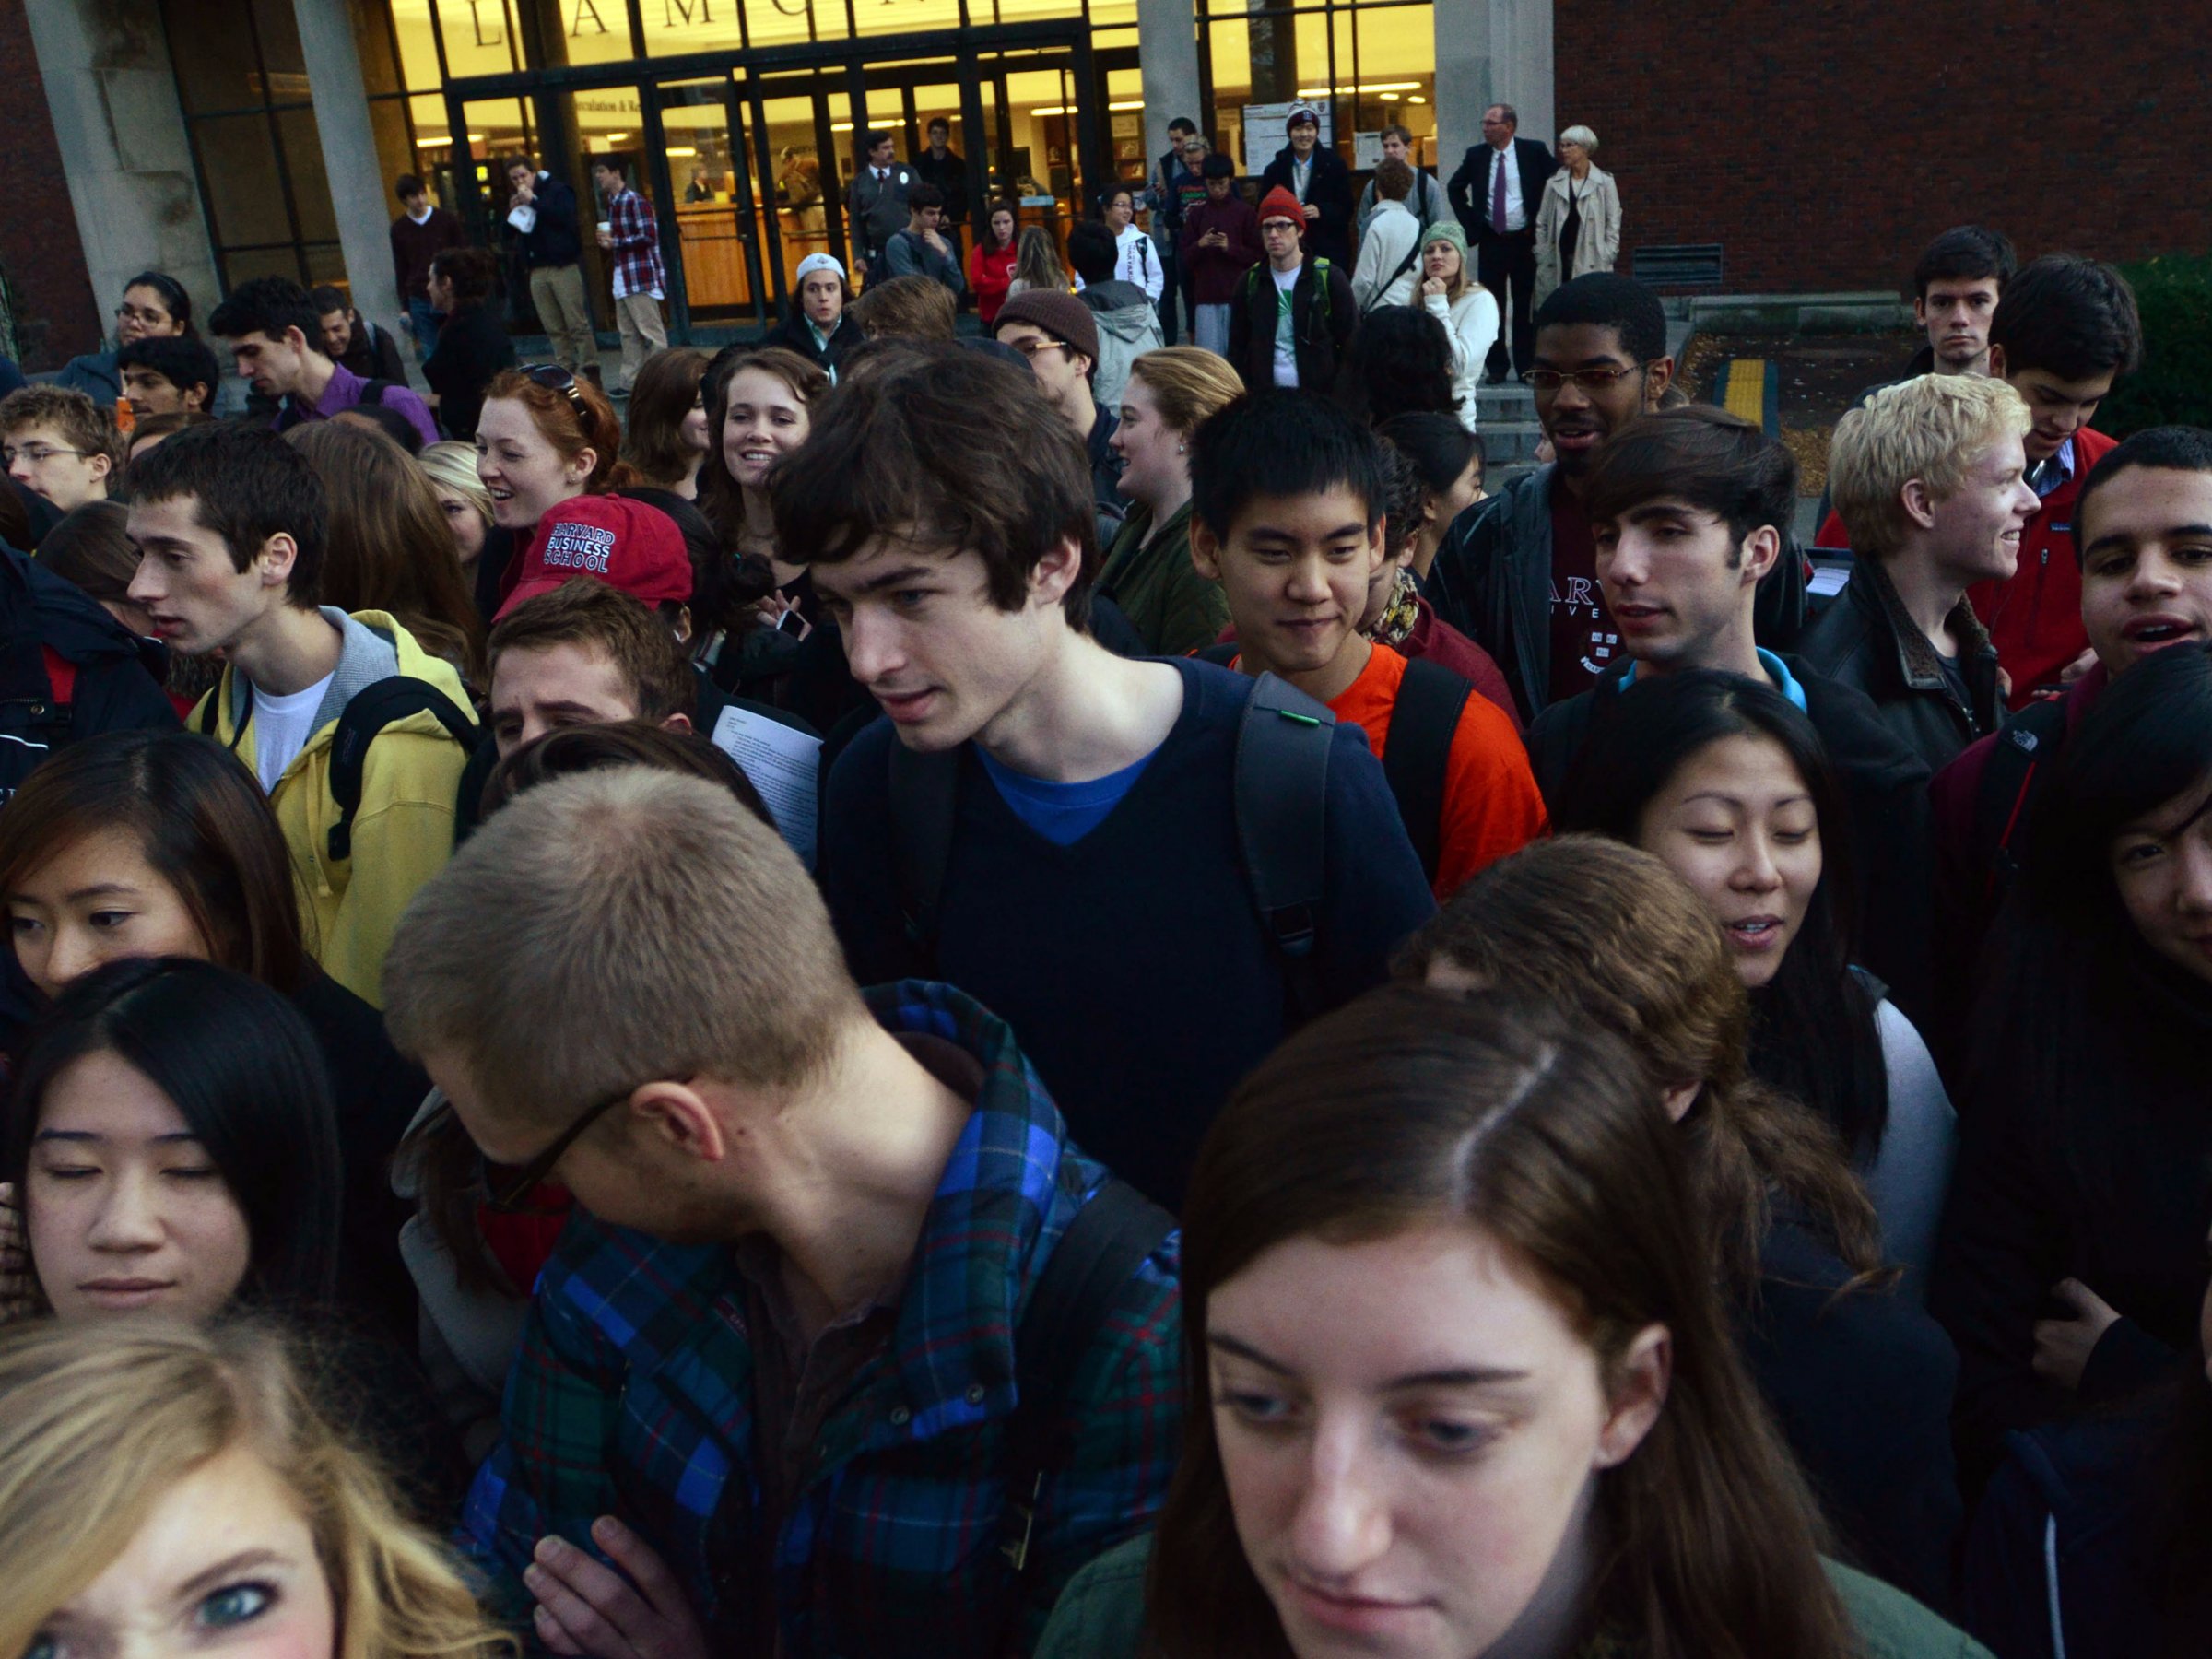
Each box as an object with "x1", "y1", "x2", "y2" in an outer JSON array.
[{"x1": 1421, "y1": 220, "x2": 1469, "y2": 264}]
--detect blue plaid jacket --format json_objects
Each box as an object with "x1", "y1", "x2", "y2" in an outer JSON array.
[{"x1": 461, "y1": 982, "x2": 1183, "y2": 1656}]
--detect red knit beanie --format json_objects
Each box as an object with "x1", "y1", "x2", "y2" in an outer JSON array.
[{"x1": 1256, "y1": 186, "x2": 1306, "y2": 229}]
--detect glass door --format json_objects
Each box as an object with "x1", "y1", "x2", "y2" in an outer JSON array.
[
  {"x1": 750, "y1": 70, "x2": 850, "y2": 316},
  {"x1": 654, "y1": 76, "x2": 764, "y2": 329}
]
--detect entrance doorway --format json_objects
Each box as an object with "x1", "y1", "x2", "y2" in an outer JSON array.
[{"x1": 445, "y1": 25, "x2": 1100, "y2": 340}]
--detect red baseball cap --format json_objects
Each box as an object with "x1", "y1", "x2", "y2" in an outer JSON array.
[{"x1": 496, "y1": 493, "x2": 695, "y2": 621}]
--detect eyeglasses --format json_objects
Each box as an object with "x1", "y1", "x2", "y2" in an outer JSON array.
[
  {"x1": 114, "y1": 304, "x2": 171, "y2": 328},
  {"x1": 2, "y1": 445, "x2": 86, "y2": 467},
  {"x1": 1007, "y1": 336, "x2": 1072, "y2": 360},
  {"x1": 483, "y1": 1082, "x2": 636, "y2": 1212},
  {"x1": 1520, "y1": 364, "x2": 1649, "y2": 394},
  {"x1": 524, "y1": 362, "x2": 591, "y2": 423}
]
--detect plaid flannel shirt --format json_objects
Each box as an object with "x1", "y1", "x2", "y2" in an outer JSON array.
[
  {"x1": 606, "y1": 187, "x2": 665, "y2": 300},
  {"x1": 462, "y1": 981, "x2": 1183, "y2": 1657}
]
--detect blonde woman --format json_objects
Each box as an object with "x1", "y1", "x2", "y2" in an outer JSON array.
[
  {"x1": 418, "y1": 440, "x2": 495, "y2": 585},
  {"x1": 1003, "y1": 223, "x2": 1068, "y2": 298},
  {"x1": 1418, "y1": 221, "x2": 1500, "y2": 431},
  {"x1": 0, "y1": 1319, "x2": 510, "y2": 1659},
  {"x1": 1098, "y1": 347, "x2": 1245, "y2": 654},
  {"x1": 1535, "y1": 124, "x2": 1623, "y2": 302}
]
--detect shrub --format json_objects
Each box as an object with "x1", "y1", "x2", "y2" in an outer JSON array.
[{"x1": 2099, "y1": 253, "x2": 2212, "y2": 437}]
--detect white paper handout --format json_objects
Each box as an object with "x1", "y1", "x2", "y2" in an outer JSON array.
[{"x1": 711, "y1": 704, "x2": 822, "y2": 869}]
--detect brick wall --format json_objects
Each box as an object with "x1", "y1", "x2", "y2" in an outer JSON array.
[
  {"x1": 0, "y1": 2, "x2": 97, "y2": 369},
  {"x1": 1554, "y1": 1, "x2": 2212, "y2": 294}
]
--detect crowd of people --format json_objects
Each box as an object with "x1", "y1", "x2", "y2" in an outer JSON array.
[{"x1": 0, "y1": 100, "x2": 2202, "y2": 1659}]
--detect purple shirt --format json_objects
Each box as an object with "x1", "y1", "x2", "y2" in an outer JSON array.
[{"x1": 276, "y1": 360, "x2": 440, "y2": 449}]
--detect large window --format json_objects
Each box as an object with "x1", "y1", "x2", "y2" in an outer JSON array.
[
  {"x1": 1200, "y1": 0, "x2": 1435, "y2": 178},
  {"x1": 163, "y1": 0, "x2": 430, "y2": 293}
]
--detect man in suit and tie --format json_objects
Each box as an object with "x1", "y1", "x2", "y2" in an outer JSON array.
[
  {"x1": 846, "y1": 131, "x2": 914, "y2": 290},
  {"x1": 1450, "y1": 103, "x2": 1557, "y2": 382}
]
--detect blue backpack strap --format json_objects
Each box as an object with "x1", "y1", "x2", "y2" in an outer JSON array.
[
  {"x1": 1380, "y1": 655, "x2": 1473, "y2": 888},
  {"x1": 1233, "y1": 671, "x2": 1336, "y2": 1023}
]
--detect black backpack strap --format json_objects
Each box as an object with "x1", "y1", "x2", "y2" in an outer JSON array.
[
  {"x1": 1361, "y1": 236, "x2": 1424, "y2": 313},
  {"x1": 1196, "y1": 641, "x2": 1240, "y2": 667},
  {"x1": 1233, "y1": 671, "x2": 1336, "y2": 1023},
  {"x1": 999, "y1": 1178, "x2": 1176, "y2": 1591},
  {"x1": 1971, "y1": 696, "x2": 2068, "y2": 902},
  {"x1": 194, "y1": 688, "x2": 222, "y2": 735},
  {"x1": 1381, "y1": 656, "x2": 1473, "y2": 888},
  {"x1": 359, "y1": 379, "x2": 392, "y2": 407},
  {"x1": 888, "y1": 740, "x2": 961, "y2": 960},
  {"x1": 324, "y1": 677, "x2": 477, "y2": 864}
]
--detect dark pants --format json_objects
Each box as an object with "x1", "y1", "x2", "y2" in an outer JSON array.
[
  {"x1": 1156, "y1": 239, "x2": 1181, "y2": 345},
  {"x1": 1477, "y1": 227, "x2": 1538, "y2": 376}
]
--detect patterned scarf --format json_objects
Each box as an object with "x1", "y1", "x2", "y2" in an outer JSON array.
[{"x1": 1365, "y1": 566, "x2": 1422, "y2": 646}]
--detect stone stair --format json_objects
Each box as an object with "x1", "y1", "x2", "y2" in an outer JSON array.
[{"x1": 1474, "y1": 380, "x2": 1544, "y2": 488}]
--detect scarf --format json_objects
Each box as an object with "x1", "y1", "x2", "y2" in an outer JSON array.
[{"x1": 1365, "y1": 567, "x2": 1422, "y2": 646}]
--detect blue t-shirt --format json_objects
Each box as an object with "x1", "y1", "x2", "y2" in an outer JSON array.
[{"x1": 975, "y1": 746, "x2": 1159, "y2": 846}]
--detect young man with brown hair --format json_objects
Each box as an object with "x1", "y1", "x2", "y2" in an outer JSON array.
[
  {"x1": 0, "y1": 386, "x2": 122, "y2": 512},
  {"x1": 486, "y1": 576, "x2": 696, "y2": 759},
  {"x1": 384, "y1": 767, "x2": 1182, "y2": 1655},
  {"x1": 786, "y1": 342, "x2": 1432, "y2": 1207}
]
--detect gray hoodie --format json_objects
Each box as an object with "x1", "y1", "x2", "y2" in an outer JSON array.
[{"x1": 1078, "y1": 279, "x2": 1165, "y2": 416}]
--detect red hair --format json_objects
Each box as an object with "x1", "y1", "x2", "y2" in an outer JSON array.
[{"x1": 481, "y1": 370, "x2": 633, "y2": 492}]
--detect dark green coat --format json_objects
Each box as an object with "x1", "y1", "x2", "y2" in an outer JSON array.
[{"x1": 1094, "y1": 501, "x2": 1229, "y2": 658}]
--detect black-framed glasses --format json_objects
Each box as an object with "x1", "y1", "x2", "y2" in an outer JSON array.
[
  {"x1": 1520, "y1": 364, "x2": 1650, "y2": 393},
  {"x1": 524, "y1": 362, "x2": 591, "y2": 423},
  {"x1": 484, "y1": 1083, "x2": 633, "y2": 1212}
]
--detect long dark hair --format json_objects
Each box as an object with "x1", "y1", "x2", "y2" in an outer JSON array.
[
  {"x1": 1553, "y1": 671, "x2": 1890, "y2": 1158},
  {"x1": 694, "y1": 344, "x2": 830, "y2": 625},
  {"x1": 1335, "y1": 304, "x2": 1459, "y2": 425},
  {"x1": 2, "y1": 958, "x2": 342, "y2": 1312},
  {"x1": 0, "y1": 731, "x2": 312, "y2": 990},
  {"x1": 1968, "y1": 642, "x2": 2212, "y2": 1186},
  {"x1": 1150, "y1": 986, "x2": 1853, "y2": 1658}
]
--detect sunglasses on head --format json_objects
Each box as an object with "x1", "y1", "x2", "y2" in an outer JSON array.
[{"x1": 524, "y1": 362, "x2": 591, "y2": 422}]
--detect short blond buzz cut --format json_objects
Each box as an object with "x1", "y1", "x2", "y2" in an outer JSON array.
[
  {"x1": 382, "y1": 768, "x2": 865, "y2": 1126},
  {"x1": 1828, "y1": 373, "x2": 2030, "y2": 562}
]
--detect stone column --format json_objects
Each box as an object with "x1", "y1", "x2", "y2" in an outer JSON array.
[
  {"x1": 21, "y1": 0, "x2": 221, "y2": 354},
  {"x1": 1431, "y1": 0, "x2": 1555, "y2": 181},
  {"x1": 1491, "y1": 0, "x2": 1555, "y2": 147},
  {"x1": 294, "y1": 0, "x2": 419, "y2": 382},
  {"x1": 1136, "y1": 0, "x2": 1205, "y2": 180}
]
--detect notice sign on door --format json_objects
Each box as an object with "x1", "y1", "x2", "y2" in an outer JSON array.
[{"x1": 1241, "y1": 101, "x2": 1335, "y2": 170}]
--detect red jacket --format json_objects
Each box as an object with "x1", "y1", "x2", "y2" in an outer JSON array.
[
  {"x1": 969, "y1": 240, "x2": 1018, "y2": 324},
  {"x1": 1817, "y1": 427, "x2": 2116, "y2": 711},
  {"x1": 1970, "y1": 426, "x2": 2118, "y2": 707}
]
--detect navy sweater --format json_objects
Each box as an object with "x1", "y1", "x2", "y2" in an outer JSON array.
[{"x1": 819, "y1": 657, "x2": 1436, "y2": 1207}]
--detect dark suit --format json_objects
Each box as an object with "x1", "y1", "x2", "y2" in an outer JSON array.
[
  {"x1": 1259, "y1": 144, "x2": 1356, "y2": 268},
  {"x1": 1449, "y1": 136, "x2": 1557, "y2": 375}
]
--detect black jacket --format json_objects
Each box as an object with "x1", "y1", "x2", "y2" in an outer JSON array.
[
  {"x1": 1794, "y1": 556, "x2": 2003, "y2": 775},
  {"x1": 1259, "y1": 144, "x2": 1356, "y2": 266},
  {"x1": 1448, "y1": 137, "x2": 1558, "y2": 241},
  {"x1": 1227, "y1": 257, "x2": 1357, "y2": 394},
  {"x1": 337, "y1": 318, "x2": 411, "y2": 389},
  {"x1": 1743, "y1": 1209, "x2": 1963, "y2": 1613},
  {"x1": 769, "y1": 302, "x2": 865, "y2": 378},
  {"x1": 1524, "y1": 654, "x2": 1936, "y2": 1024},
  {"x1": 512, "y1": 171, "x2": 582, "y2": 268},
  {"x1": 421, "y1": 302, "x2": 516, "y2": 442},
  {"x1": 1425, "y1": 465, "x2": 1809, "y2": 727},
  {"x1": 911, "y1": 147, "x2": 968, "y2": 225}
]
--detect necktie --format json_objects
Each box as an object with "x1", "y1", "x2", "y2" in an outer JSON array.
[{"x1": 1490, "y1": 149, "x2": 1509, "y2": 233}]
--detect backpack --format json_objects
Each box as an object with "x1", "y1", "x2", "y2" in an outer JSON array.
[
  {"x1": 995, "y1": 1177, "x2": 1175, "y2": 1622},
  {"x1": 1241, "y1": 256, "x2": 1334, "y2": 338},
  {"x1": 199, "y1": 675, "x2": 477, "y2": 863},
  {"x1": 1968, "y1": 694, "x2": 2071, "y2": 906}
]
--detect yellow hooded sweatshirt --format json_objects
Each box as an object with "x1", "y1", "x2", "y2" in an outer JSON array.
[{"x1": 195, "y1": 607, "x2": 477, "y2": 1007}]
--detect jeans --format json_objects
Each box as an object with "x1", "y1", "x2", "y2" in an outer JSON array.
[
  {"x1": 1193, "y1": 303, "x2": 1231, "y2": 357},
  {"x1": 407, "y1": 297, "x2": 443, "y2": 359}
]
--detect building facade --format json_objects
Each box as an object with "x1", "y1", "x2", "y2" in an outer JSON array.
[
  {"x1": 9, "y1": 0, "x2": 1551, "y2": 364},
  {"x1": 6, "y1": 0, "x2": 2204, "y2": 371}
]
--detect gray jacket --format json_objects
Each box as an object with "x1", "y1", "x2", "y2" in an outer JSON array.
[
  {"x1": 1356, "y1": 169, "x2": 1450, "y2": 243},
  {"x1": 1425, "y1": 465, "x2": 1808, "y2": 724},
  {"x1": 846, "y1": 162, "x2": 914, "y2": 270},
  {"x1": 882, "y1": 227, "x2": 965, "y2": 294}
]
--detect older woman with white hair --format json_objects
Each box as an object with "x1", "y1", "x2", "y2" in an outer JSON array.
[{"x1": 1535, "y1": 124, "x2": 1622, "y2": 302}]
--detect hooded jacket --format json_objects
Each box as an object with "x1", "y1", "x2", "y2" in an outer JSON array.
[
  {"x1": 1077, "y1": 277, "x2": 1164, "y2": 417},
  {"x1": 1424, "y1": 464, "x2": 1810, "y2": 726},
  {"x1": 195, "y1": 608, "x2": 477, "y2": 1008},
  {"x1": 1795, "y1": 551, "x2": 2004, "y2": 774}
]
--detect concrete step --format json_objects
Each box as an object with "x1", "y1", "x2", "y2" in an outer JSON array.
[
  {"x1": 1475, "y1": 382, "x2": 1535, "y2": 418},
  {"x1": 1477, "y1": 418, "x2": 1546, "y2": 465}
]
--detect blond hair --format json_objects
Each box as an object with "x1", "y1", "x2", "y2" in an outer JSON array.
[
  {"x1": 418, "y1": 440, "x2": 494, "y2": 529},
  {"x1": 383, "y1": 768, "x2": 866, "y2": 1126},
  {"x1": 1829, "y1": 373, "x2": 2030, "y2": 562},
  {"x1": 0, "y1": 1319, "x2": 509, "y2": 1659},
  {"x1": 1125, "y1": 346, "x2": 1245, "y2": 433}
]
